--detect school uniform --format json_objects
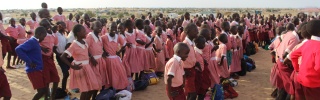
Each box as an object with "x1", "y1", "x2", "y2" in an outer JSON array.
[
  {"x1": 0, "y1": 21, "x2": 11, "y2": 54},
  {"x1": 221, "y1": 31, "x2": 232, "y2": 66},
  {"x1": 0, "y1": 42, "x2": 11, "y2": 98},
  {"x1": 65, "y1": 40, "x2": 101, "y2": 92},
  {"x1": 15, "y1": 37, "x2": 46, "y2": 89},
  {"x1": 182, "y1": 20, "x2": 190, "y2": 28},
  {"x1": 290, "y1": 36, "x2": 320, "y2": 100},
  {"x1": 216, "y1": 42, "x2": 229, "y2": 78},
  {"x1": 166, "y1": 29, "x2": 174, "y2": 58},
  {"x1": 55, "y1": 32, "x2": 70, "y2": 87},
  {"x1": 40, "y1": 33, "x2": 60, "y2": 84},
  {"x1": 207, "y1": 41, "x2": 220, "y2": 86},
  {"x1": 144, "y1": 35, "x2": 156, "y2": 70},
  {"x1": 52, "y1": 14, "x2": 67, "y2": 22},
  {"x1": 229, "y1": 35, "x2": 241, "y2": 73},
  {"x1": 17, "y1": 25, "x2": 27, "y2": 44},
  {"x1": 275, "y1": 31, "x2": 300, "y2": 94},
  {"x1": 82, "y1": 23, "x2": 92, "y2": 34},
  {"x1": 122, "y1": 31, "x2": 139, "y2": 74},
  {"x1": 164, "y1": 55, "x2": 186, "y2": 100},
  {"x1": 65, "y1": 20, "x2": 74, "y2": 32},
  {"x1": 5, "y1": 25, "x2": 19, "y2": 55},
  {"x1": 194, "y1": 47, "x2": 211, "y2": 95},
  {"x1": 182, "y1": 37, "x2": 197, "y2": 94},
  {"x1": 100, "y1": 26, "x2": 108, "y2": 36},
  {"x1": 154, "y1": 35, "x2": 166, "y2": 72},
  {"x1": 180, "y1": 31, "x2": 186, "y2": 42},
  {"x1": 136, "y1": 29, "x2": 147, "y2": 71},
  {"x1": 101, "y1": 34, "x2": 129, "y2": 89},
  {"x1": 26, "y1": 20, "x2": 37, "y2": 38}
]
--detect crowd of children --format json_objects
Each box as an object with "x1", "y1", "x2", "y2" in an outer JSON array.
[{"x1": 1, "y1": 2, "x2": 320, "y2": 100}]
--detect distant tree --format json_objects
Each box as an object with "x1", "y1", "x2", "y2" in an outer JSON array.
[
  {"x1": 178, "y1": 11, "x2": 184, "y2": 15},
  {"x1": 110, "y1": 12, "x2": 116, "y2": 15},
  {"x1": 20, "y1": 12, "x2": 28, "y2": 17},
  {"x1": 86, "y1": 10, "x2": 96, "y2": 17},
  {"x1": 76, "y1": 11, "x2": 84, "y2": 16},
  {"x1": 123, "y1": 11, "x2": 129, "y2": 15},
  {"x1": 118, "y1": 13, "x2": 124, "y2": 19}
]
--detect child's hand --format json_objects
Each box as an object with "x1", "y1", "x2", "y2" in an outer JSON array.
[
  {"x1": 30, "y1": 62, "x2": 37, "y2": 69},
  {"x1": 270, "y1": 51, "x2": 276, "y2": 56},
  {"x1": 89, "y1": 57, "x2": 98, "y2": 67},
  {"x1": 102, "y1": 52, "x2": 109, "y2": 58},
  {"x1": 41, "y1": 46, "x2": 50, "y2": 53},
  {"x1": 195, "y1": 62, "x2": 202, "y2": 71},
  {"x1": 283, "y1": 58, "x2": 292, "y2": 66},
  {"x1": 71, "y1": 63, "x2": 83, "y2": 70},
  {"x1": 26, "y1": 31, "x2": 32, "y2": 35}
]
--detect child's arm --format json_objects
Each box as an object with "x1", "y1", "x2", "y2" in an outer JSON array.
[
  {"x1": 116, "y1": 43, "x2": 130, "y2": 56},
  {"x1": 167, "y1": 75, "x2": 178, "y2": 97},
  {"x1": 211, "y1": 45, "x2": 219, "y2": 53},
  {"x1": 136, "y1": 39, "x2": 146, "y2": 45},
  {"x1": 53, "y1": 46, "x2": 59, "y2": 55},
  {"x1": 88, "y1": 52, "x2": 98, "y2": 67},
  {"x1": 145, "y1": 37, "x2": 155, "y2": 48},
  {"x1": 219, "y1": 56, "x2": 225, "y2": 66},
  {"x1": 60, "y1": 53, "x2": 82, "y2": 70},
  {"x1": 153, "y1": 44, "x2": 161, "y2": 53}
]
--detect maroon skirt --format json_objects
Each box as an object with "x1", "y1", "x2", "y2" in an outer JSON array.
[
  {"x1": 0, "y1": 71, "x2": 12, "y2": 97},
  {"x1": 277, "y1": 59, "x2": 294, "y2": 94},
  {"x1": 42, "y1": 55, "x2": 60, "y2": 84},
  {"x1": 184, "y1": 68, "x2": 196, "y2": 94},
  {"x1": 249, "y1": 31, "x2": 257, "y2": 42},
  {"x1": 166, "y1": 85, "x2": 186, "y2": 100},
  {"x1": 196, "y1": 65, "x2": 211, "y2": 95}
]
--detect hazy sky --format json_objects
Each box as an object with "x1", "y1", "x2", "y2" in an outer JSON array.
[{"x1": 0, "y1": 0, "x2": 319, "y2": 10}]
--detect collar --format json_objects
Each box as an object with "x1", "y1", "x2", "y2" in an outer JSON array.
[
  {"x1": 311, "y1": 36, "x2": 320, "y2": 41},
  {"x1": 185, "y1": 37, "x2": 193, "y2": 46},
  {"x1": 194, "y1": 47, "x2": 203, "y2": 54},
  {"x1": 108, "y1": 33, "x2": 118, "y2": 42},
  {"x1": 145, "y1": 34, "x2": 152, "y2": 41},
  {"x1": 9, "y1": 25, "x2": 17, "y2": 28},
  {"x1": 32, "y1": 36, "x2": 39, "y2": 42},
  {"x1": 18, "y1": 24, "x2": 25, "y2": 29},
  {"x1": 125, "y1": 30, "x2": 135, "y2": 36},
  {"x1": 156, "y1": 35, "x2": 162, "y2": 42},
  {"x1": 74, "y1": 40, "x2": 88, "y2": 49},
  {"x1": 57, "y1": 14, "x2": 63, "y2": 16},
  {"x1": 292, "y1": 31, "x2": 300, "y2": 41},
  {"x1": 173, "y1": 55, "x2": 181, "y2": 62},
  {"x1": 89, "y1": 32, "x2": 101, "y2": 42}
]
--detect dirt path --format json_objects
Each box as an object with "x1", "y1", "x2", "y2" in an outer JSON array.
[{"x1": 3, "y1": 48, "x2": 274, "y2": 100}]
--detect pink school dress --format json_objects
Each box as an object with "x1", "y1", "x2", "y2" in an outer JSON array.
[
  {"x1": 165, "y1": 28, "x2": 174, "y2": 58},
  {"x1": 17, "y1": 25, "x2": 27, "y2": 44},
  {"x1": 26, "y1": 20, "x2": 37, "y2": 38},
  {"x1": 216, "y1": 42, "x2": 230, "y2": 78},
  {"x1": 135, "y1": 29, "x2": 147, "y2": 71},
  {"x1": 101, "y1": 34, "x2": 129, "y2": 90},
  {"x1": 86, "y1": 32, "x2": 105, "y2": 87},
  {"x1": 64, "y1": 40, "x2": 100, "y2": 92},
  {"x1": 144, "y1": 35, "x2": 156, "y2": 70},
  {"x1": 206, "y1": 42, "x2": 220, "y2": 86},
  {"x1": 229, "y1": 35, "x2": 241, "y2": 73},
  {"x1": 123, "y1": 31, "x2": 140, "y2": 73},
  {"x1": 154, "y1": 35, "x2": 165, "y2": 72}
]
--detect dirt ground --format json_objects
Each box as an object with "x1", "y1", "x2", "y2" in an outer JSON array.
[{"x1": 3, "y1": 48, "x2": 274, "y2": 100}]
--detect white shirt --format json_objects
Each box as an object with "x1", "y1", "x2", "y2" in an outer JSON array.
[
  {"x1": 67, "y1": 31, "x2": 75, "y2": 44},
  {"x1": 55, "y1": 32, "x2": 67, "y2": 54}
]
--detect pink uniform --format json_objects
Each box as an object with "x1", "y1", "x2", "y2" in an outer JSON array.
[
  {"x1": 100, "y1": 26, "x2": 108, "y2": 36},
  {"x1": 122, "y1": 31, "x2": 140, "y2": 73},
  {"x1": 86, "y1": 32, "x2": 105, "y2": 86},
  {"x1": 182, "y1": 37, "x2": 197, "y2": 93},
  {"x1": 182, "y1": 20, "x2": 191, "y2": 28},
  {"x1": 5, "y1": 26, "x2": 19, "y2": 39},
  {"x1": 166, "y1": 28, "x2": 174, "y2": 58},
  {"x1": 154, "y1": 35, "x2": 166, "y2": 72},
  {"x1": 83, "y1": 24, "x2": 92, "y2": 34},
  {"x1": 65, "y1": 20, "x2": 74, "y2": 32},
  {"x1": 52, "y1": 14, "x2": 67, "y2": 22},
  {"x1": 136, "y1": 29, "x2": 147, "y2": 71},
  {"x1": 101, "y1": 34, "x2": 129, "y2": 89},
  {"x1": 26, "y1": 20, "x2": 37, "y2": 38},
  {"x1": 144, "y1": 35, "x2": 156, "y2": 70},
  {"x1": 216, "y1": 43, "x2": 229, "y2": 78},
  {"x1": 40, "y1": 33, "x2": 58, "y2": 56},
  {"x1": 17, "y1": 25, "x2": 27, "y2": 44},
  {"x1": 206, "y1": 42, "x2": 220, "y2": 85},
  {"x1": 229, "y1": 35, "x2": 241, "y2": 73},
  {"x1": 64, "y1": 40, "x2": 101, "y2": 92}
]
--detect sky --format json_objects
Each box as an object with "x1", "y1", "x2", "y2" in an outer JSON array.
[{"x1": 0, "y1": 0, "x2": 319, "y2": 10}]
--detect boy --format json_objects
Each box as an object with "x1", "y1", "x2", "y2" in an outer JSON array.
[
  {"x1": 15, "y1": 27, "x2": 48, "y2": 100},
  {"x1": 290, "y1": 20, "x2": 320, "y2": 100},
  {"x1": 165, "y1": 43, "x2": 190, "y2": 100}
]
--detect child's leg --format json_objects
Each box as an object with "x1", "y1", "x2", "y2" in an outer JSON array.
[
  {"x1": 33, "y1": 87, "x2": 48, "y2": 100},
  {"x1": 6, "y1": 52, "x2": 12, "y2": 68},
  {"x1": 12, "y1": 55, "x2": 17, "y2": 66},
  {"x1": 56, "y1": 55, "x2": 70, "y2": 90},
  {"x1": 80, "y1": 92, "x2": 89, "y2": 100},
  {"x1": 91, "y1": 90, "x2": 98, "y2": 100},
  {"x1": 187, "y1": 93, "x2": 197, "y2": 100},
  {"x1": 50, "y1": 82, "x2": 59, "y2": 100},
  {"x1": 87, "y1": 91, "x2": 95, "y2": 100},
  {"x1": 3, "y1": 97, "x2": 11, "y2": 100}
]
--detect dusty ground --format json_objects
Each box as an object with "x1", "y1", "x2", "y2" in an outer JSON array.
[{"x1": 3, "y1": 48, "x2": 274, "y2": 100}]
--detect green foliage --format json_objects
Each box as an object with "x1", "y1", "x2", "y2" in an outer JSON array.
[
  {"x1": 86, "y1": 10, "x2": 96, "y2": 17},
  {"x1": 118, "y1": 13, "x2": 124, "y2": 19},
  {"x1": 76, "y1": 11, "x2": 84, "y2": 16}
]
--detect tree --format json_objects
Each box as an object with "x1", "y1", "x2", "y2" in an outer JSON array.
[
  {"x1": 76, "y1": 11, "x2": 84, "y2": 16},
  {"x1": 110, "y1": 12, "x2": 116, "y2": 15},
  {"x1": 117, "y1": 13, "x2": 124, "y2": 19},
  {"x1": 123, "y1": 11, "x2": 129, "y2": 15},
  {"x1": 86, "y1": 10, "x2": 96, "y2": 17}
]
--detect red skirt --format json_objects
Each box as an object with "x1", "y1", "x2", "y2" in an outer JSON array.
[
  {"x1": 0, "y1": 71, "x2": 11, "y2": 97},
  {"x1": 166, "y1": 85, "x2": 186, "y2": 100},
  {"x1": 0, "y1": 37, "x2": 11, "y2": 54},
  {"x1": 196, "y1": 65, "x2": 211, "y2": 95},
  {"x1": 27, "y1": 71, "x2": 46, "y2": 89},
  {"x1": 277, "y1": 59, "x2": 293, "y2": 94},
  {"x1": 295, "y1": 83, "x2": 320, "y2": 100},
  {"x1": 9, "y1": 40, "x2": 18, "y2": 56},
  {"x1": 184, "y1": 68, "x2": 196, "y2": 94},
  {"x1": 249, "y1": 31, "x2": 257, "y2": 42},
  {"x1": 42, "y1": 55, "x2": 60, "y2": 84},
  {"x1": 270, "y1": 61, "x2": 284, "y2": 88}
]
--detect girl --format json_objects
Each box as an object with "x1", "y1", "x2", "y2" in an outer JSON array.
[
  {"x1": 123, "y1": 20, "x2": 139, "y2": 79},
  {"x1": 16, "y1": 18, "x2": 27, "y2": 67},
  {"x1": 182, "y1": 12, "x2": 191, "y2": 28},
  {"x1": 100, "y1": 18, "x2": 108, "y2": 36},
  {"x1": 216, "y1": 34, "x2": 230, "y2": 79},
  {"x1": 26, "y1": 12, "x2": 38, "y2": 38},
  {"x1": 117, "y1": 23, "x2": 126, "y2": 58},
  {"x1": 174, "y1": 19, "x2": 183, "y2": 42},
  {"x1": 135, "y1": 19, "x2": 147, "y2": 73},
  {"x1": 101, "y1": 22, "x2": 130, "y2": 90},
  {"x1": 66, "y1": 13, "x2": 74, "y2": 33},
  {"x1": 60, "y1": 24, "x2": 100, "y2": 100},
  {"x1": 82, "y1": 13, "x2": 92, "y2": 34},
  {"x1": 52, "y1": 7, "x2": 66, "y2": 22},
  {"x1": 144, "y1": 25, "x2": 156, "y2": 70},
  {"x1": 229, "y1": 26, "x2": 241, "y2": 78},
  {"x1": 5, "y1": 18, "x2": 19, "y2": 69},
  {"x1": 166, "y1": 21, "x2": 174, "y2": 58},
  {"x1": 153, "y1": 27, "x2": 166, "y2": 77}
]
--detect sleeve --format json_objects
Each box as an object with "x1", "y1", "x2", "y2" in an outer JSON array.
[
  {"x1": 167, "y1": 61, "x2": 178, "y2": 76},
  {"x1": 289, "y1": 45, "x2": 302, "y2": 72},
  {"x1": 85, "y1": 35, "x2": 92, "y2": 47},
  {"x1": 64, "y1": 43, "x2": 75, "y2": 57},
  {"x1": 315, "y1": 51, "x2": 320, "y2": 72},
  {"x1": 67, "y1": 31, "x2": 75, "y2": 43},
  {"x1": 15, "y1": 41, "x2": 33, "y2": 64},
  {"x1": 118, "y1": 35, "x2": 126, "y2": 46},
  {"x1": 286, "y1": 38, "x2": 300, "y2": 53}
]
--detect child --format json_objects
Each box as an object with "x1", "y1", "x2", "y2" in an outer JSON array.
[
  {"x1": 5, "y1": 18, "x2": 19, "y2": 69},
  {"x1": 289, "y1": 20, "x2": 320, "y2": 100},
  {"x1": 15, "y1": 26, "x2": 48, "y2": 100},
  {"x1": 52, "y1": 7, "x2": 66, "y2": 22},
  {"x1": 66, "y1": 13, "x2": 74, "y2": 33},
  {"x1": 194, "y1": 35, "x2": 211, "y2": 100},
  {"x1": 82, "y1": 13, "x2": 92, "y2": 34},
  {"x1": 182, "y1": 12, "x2": 191, "y2": 28},
  {"x1": 26, "y1": 12, "x2": 38, "y2": 38},
  {"x1": 220, "y1": 21, "x2": 232, "y2": 68},
  {"x1": 216, "y1": 33, "x2": 230, "y2": 79},
  {"x1": 164, "y1": 42, "x2": 190, "y2": 100},
  {"x1": 0, "y1": 41, "x2": 11, "y2": 100},
  {"x1": 144, "y1": 25, "x2": 156, "y2": 70},
  {"x1": 117, "y1": 23, "x2": 126, "y2": 58},
  {"x1": 166, "y1": 21, "x2": 175, "y2": 58},
  {"x1": 17, "y1": 18, "x2": 27, "y2": 44},
  {"x1": 60, "y1": 24, "x2": 100, "y2": 100},
  {"x1": 153, "y1": 27, "x2": 166, "y2": 77},
  {"x1": 269, "y1": 26, "x2": 285, "y2": 63},
  {"x1": 101, "y1": 22, "x2": 130, "y2": 90},
  {"x1": 135, "y1": 19, "x2": 147, "y2": 73},
  {"x1": 38, "y1": 19, "x2": 60, "y2": 100},
  {"x1": 182, "y1": 23, "x2": 199, "y2": 100},
  {"x1": 41, "y1": 2, "x2": 48, "y2": 9},
  {"x1": 74, "y1": 14, "x2": 80, "y2": 24},
  {"x1": 100, "y1": 18, "x2": 108, "y2": 36},
  {"x1": 123, "y1": 19, "x2": 139, "y2": 79},
  {"x1": 229, "y1": 25, "x2": 241, "y2": 78}
]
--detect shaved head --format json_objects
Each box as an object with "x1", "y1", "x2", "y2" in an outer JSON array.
[{"x1": 174, "y1": 42, "x2": 189, "y2": 54}]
